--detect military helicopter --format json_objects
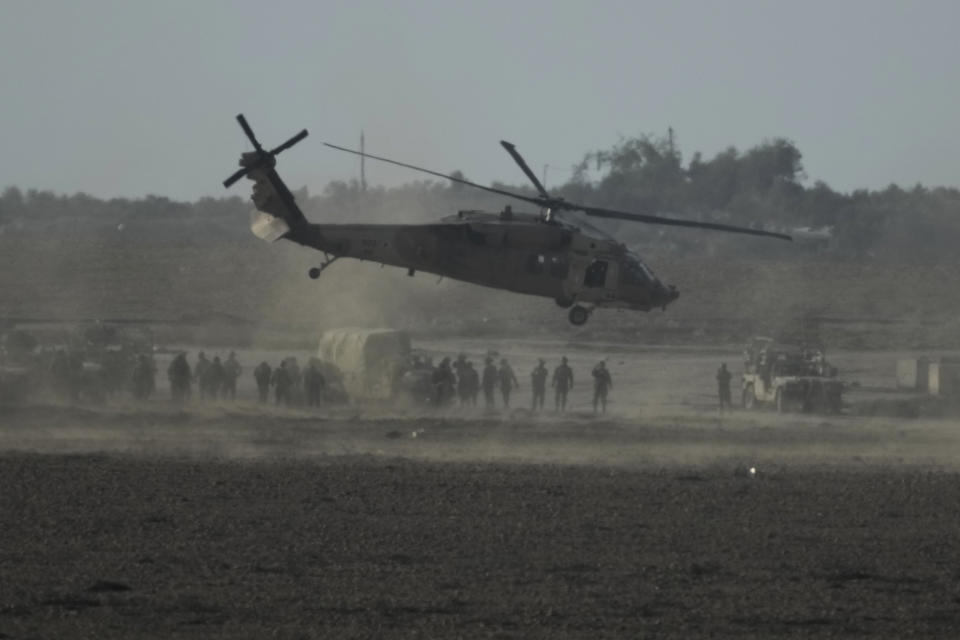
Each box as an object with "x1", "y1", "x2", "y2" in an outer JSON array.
[{"x1": 223, "y1": 114, "x2": 790, "y2": 325}]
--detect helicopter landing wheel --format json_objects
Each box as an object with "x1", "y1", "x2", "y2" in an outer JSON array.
[
  {"x1": 568, "y1": 305, "x2": 590, "y2": 326},
  {"x1": 308, "y1": 267, "x2": 322, "y2": 279},
  {"x1": 555, "y1": 296, "x2": 575, "y2": 309}
]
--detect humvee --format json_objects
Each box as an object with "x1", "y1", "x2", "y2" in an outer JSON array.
[{"x1": 741, "y1": 337, "x2": 843, "y2": 413}]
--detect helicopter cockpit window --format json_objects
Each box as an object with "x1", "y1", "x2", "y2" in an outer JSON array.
[
  {"x1": 584, "y1": 260, "x2": 608, "y2": 287},
  {"x1": 549, "y1": 256, "x2": 569, "y2": 279},
  {"x1": 621, "y1": 257, "x2": 654, "y2": 286},
  {"x1": 525, "y1": 253, "x2": 546, "y2": 275}
]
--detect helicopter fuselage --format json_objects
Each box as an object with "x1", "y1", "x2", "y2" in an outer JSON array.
[{"x1": 285, "y1": 209, "x2": 679, "y2": 313}]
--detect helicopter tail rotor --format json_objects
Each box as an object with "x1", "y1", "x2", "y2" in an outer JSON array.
[{"x1": 222, "y1": 114, "x2": 309, "y2": 188}]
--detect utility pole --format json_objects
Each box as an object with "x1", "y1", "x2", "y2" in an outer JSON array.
[
  {"x1": 360, "y1": 130, "x2": 367, "y2": 192},
  {"x1": 667, "y1": 126, "x2": 675, "y2": 158}
]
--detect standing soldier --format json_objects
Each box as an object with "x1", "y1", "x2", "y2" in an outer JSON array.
[
  {"x1": 167, "y1": 352, "x2": 192, "y2": 402},
  {"x1": 271, "y1": 361, "x2": 290, "y2": 406},
  {"x1": 304, "y1": 359, "x2": 327, "y2": 407},
  {"x1": 552, "y1": 356, "x2": 574, "y2": 412},
  {"x1": 254, "y1": 361, "x2": 272, "y2": 403},
  {"x1": 498, "y1": 358, "x2": 519, "y2": 408},
  {"x1": 223, "y1": 351, "x2": 242, "y2": 400},
  {"x1": 530, "y1": 359, "x2": 548, "y2": 411},
  {"x1": 456, "y1": 361, "x2": 472, "y2": 407},
  {"x1": 194, "y1": 352, "x2": 210, "y2": 400},
  {"x1": 463, "y1": 361, "x2": 480, "y2": 407},
  {"x1": 432, "y1": 357, "x2": 456, "y2": 406},
  {"x1": 286, "y1": 358, "x2": 303, "y2": 405},
  {"x1": 591, "y1": 360, "x2": 613, "y2": 414},
  {"x1": 131, "y1": 354, "x2": 156, "y2": 400},
  {"x1": 717, "y1": 362, "x2": 733, "y2": 411},
  {"x1": 481, "y1": 357, "x2": 498, "y2": 409},
  {"x1": 453, "y1": 353, "x2": 468, "y2": 385},
  {"x1": 207, "y1": 356, "x2": 225, "y2": 399}
]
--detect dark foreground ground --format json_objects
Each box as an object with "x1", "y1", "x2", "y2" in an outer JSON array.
[{"x1": 3, "y1": 448, "x2": 960, "y2": 638}]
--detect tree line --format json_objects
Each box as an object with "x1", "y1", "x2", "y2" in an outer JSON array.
[{"x1": 3, "y1": 132, "x2": 959, "y2": 261}]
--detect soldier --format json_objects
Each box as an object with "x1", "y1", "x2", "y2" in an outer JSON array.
[
  {"x1": 498, "y1": 358, "x2": 519, "y2": 408},
  {"x1": 222, "y1": 351, "x2": 242, "y2": 400},
  {"x1": 717, "y1": 362, "x2": 733, "y2": 411},
  {"x1": 453, "y1": 353, "x2": 468, "y2": 384},
  {"x1": 552, "y1": 356, "x2": 574, "y2": 412},
  {"x1": 530, "y1": 359, "x2": 548, "y2": 411},
  {"x1": 432, "y1": 357, "x2": 456, "y2": 406},
  {"x1": 463, "y1": 361, "x2": 480, "y2": 406},
  {"x1": 304, "y1": 359, "x2": 326, "y2": 407},
  {"x1": 285, "y1": 357, "x2": 303, "y2": 405},
  {"x1": 131, "y1": 354, "x2": 156, "y2": 400},
  {"x1": 271, "y1": 361, "x2": 290, "y2": 406},
  {"x1": 194, "y1": 352, "x2": 210, "y2": 400},
  {"x1": 456, "y1": 361, "x2": 472, "y2": 407},
  {"x1": 591, "y1": 360, "x2": 613, "y2": 414},
  {"x1": 167, "y1": 352, "x2": 192, "y2": 402},
  {"x1": 254, "y1": 361, "x2": 272, "y2": 403},
  {"x1": 206, "y1": 356, "x2": 225, "y2": 399},
  {"x1": 481, "y1": 357, "x2": 498, "y2": 409}
]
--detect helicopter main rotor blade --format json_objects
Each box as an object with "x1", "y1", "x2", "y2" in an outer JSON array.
[
  {"x1": 580, "y1": 205, "x2": 793, "y2": 241},
  {"x1": 500, "y1": 140, "x2": 550, "y2": 200},
  {"x1": 323, "y1": 142, "x2": 548, "y2": 209},
  {"x1": 324, "y1": 139, "x2": 791, "y2": 241}
]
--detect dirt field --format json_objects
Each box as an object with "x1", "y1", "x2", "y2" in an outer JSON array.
[
  {"x1": 3, "y1": 397, "x2": 960, "y2": 638},
  {"x1": 4, "y1": 340, "x2": 960, "y2": 637}
]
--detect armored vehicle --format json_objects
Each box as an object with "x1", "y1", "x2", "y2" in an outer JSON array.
[{"x1": 741, "y1": 337, "x2": 843, "y2": 413}]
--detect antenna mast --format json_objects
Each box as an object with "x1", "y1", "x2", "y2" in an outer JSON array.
[{"x1": 360, "y1": 130, "x2": 367, "y2": 192}]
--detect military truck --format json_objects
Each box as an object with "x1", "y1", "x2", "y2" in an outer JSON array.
[
  {"x1": 741, "y1": 337, "x2": 843, "y2": 413},
  {"x1": 317, "y1": 328, "x2": 415, "y2": 402}
]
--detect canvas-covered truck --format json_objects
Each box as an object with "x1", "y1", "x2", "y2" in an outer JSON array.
[
  {"x1": 317, "y1": 328, "x2": 413, "y2": 401},
  {"x1": 741, "y1": 337, "x2": 843, "y2": 413}
]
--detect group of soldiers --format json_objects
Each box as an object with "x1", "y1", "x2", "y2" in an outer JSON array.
[
  {"x1": 252, "y1": 357, "x2": 327, "y2": 407},
  {"x1": 425, "y1": 353, "x2": 613, "y2": 414},
  {"x1": 166, "y1": 352, "x2": 328, "y2": 406},
  {"x1": 166, "y1": 351, "x2": 242, "y2": 402}
]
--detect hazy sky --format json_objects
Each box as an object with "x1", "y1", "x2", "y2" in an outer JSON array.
[{"x1": 1, "y1": 0, "x2": 957, "y2": 200}]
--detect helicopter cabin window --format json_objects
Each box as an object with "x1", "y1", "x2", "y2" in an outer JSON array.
[
  {"x1": 525, "y1": 253, "x2": 546, "y2": 275},
  {"x1": 583, "y1": 260, "x2": 608, "y2": 287},
  {"x1": 621, "y1": 257, "x2": 654, "y2": 286},
  {"x1": 548, "y1": 256, "x2": 569, "y2": 279}
]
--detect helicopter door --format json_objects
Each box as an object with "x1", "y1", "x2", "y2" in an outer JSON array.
[
  {"x1": 583, "y1": 258, "x2": 619, "y2": 299},
  {"x1": 583, "y1": 260, "x2": 608, "y2": 287}
]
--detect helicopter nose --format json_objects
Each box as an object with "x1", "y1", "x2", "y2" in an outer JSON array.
[{"x1": 654, "y1": 283, "x2": 679, "y2": 309}]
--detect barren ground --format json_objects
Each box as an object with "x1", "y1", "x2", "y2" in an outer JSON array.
[{"x1": 3, "y1": 395, "x2": 960, "y2": 639}]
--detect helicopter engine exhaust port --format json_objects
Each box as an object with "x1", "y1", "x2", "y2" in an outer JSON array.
[{"x1": 568, "y1": 305, "x2": 591, "y2": 326}]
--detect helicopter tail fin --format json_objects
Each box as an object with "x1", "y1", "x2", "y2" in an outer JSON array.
[
  {"x1": 240, "y1": 151, "x2": 310, "y2": 243},
  {"x1": 221, "y1": 114, "x2": 310, "y2": 243}
]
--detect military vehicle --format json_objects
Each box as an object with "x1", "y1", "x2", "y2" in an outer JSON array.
[
  {"x1": 741, "y1": 337, "x2": 843, "y2": 413},
  {"x1": 318, "y1": 328, "x2": 413, "y2": 401},
  {"x1": 223, "y1": 114, "x2": 791, "y2": 326}
]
